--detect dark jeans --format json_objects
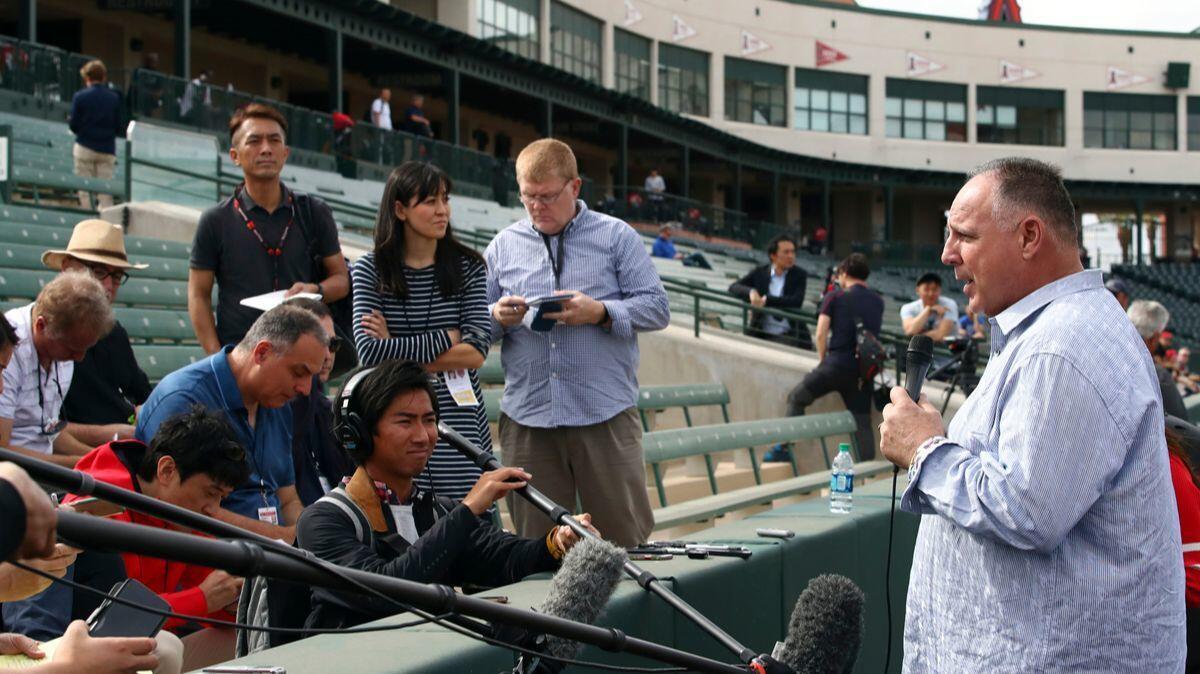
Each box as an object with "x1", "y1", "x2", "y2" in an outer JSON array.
[{"x1": 786, "y1": 360, "x2": 876, "y2": 460}]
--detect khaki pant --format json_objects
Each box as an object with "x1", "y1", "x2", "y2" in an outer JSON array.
[
  {"x1": 500, "y1": 408, "x2": 654, "y2": 548},
  {"x1": 72, "y1": 143, "x2": 116, "y2": 210},
  {"x1": 180, "y1": 627, "x2": 236, "y2": 672}
]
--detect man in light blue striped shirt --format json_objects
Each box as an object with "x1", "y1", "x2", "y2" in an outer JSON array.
[
  {"x1": 881, "y1": 158, "x2": 1185, "y2": 672},
  {"x1": 485, "y1": 139, "x2": 670, "y2": 547}
]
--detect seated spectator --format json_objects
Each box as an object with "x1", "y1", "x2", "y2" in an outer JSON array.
[
  {"x1": 958, "y1": 308, "x2": 987, "y2": 340},
  {"x1": 1105, "y1": 277, "x2": 1133, "y2": 311},
  {"x1": 728, "y1": 234, "x2": 813, "y2": 350},
  {"x1": 0, "y1": 272, "x2": 114, "y2": 468},
  {"x1": 900, "y1": 272, "x2": 959, "y2": 341},
  {"x1": 285, "y1": 298, "x2": 353, "y2": 506},
  {"x1": 45, "y1": 220, "x2": 153, "y2": 453},
  {"x1": 296, "y1": 360, "x2": 598, "y2": 631},
  {"x1": 1165, "y1": 421, "x2": 1200, "y2": 671},
  {"x1": 1128, "y1": 300, "x2": 1188, "y2": 420},
  {"x1": 135, "y1": 304, "x2": 328, "y2": 542},
  {"x1": 651, "y1": 224, "x2": 681, "y2": 260}
]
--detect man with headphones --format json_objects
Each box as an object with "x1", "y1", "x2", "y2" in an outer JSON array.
[{"x1": 295, "y1": 359, "x2": 600, "y2": 631}]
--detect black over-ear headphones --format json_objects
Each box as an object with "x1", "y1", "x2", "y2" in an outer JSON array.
[{"x1": 334, "y1": 366, "x2": 377, "y2": 464}]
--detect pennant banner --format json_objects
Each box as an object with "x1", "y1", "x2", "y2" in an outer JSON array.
[
  {"x1": 1000, "y1": 60, "x2": 1039, "y2": 83},
  {"x1": 623, "y1": 0, "x2": 642, "y2": 27},
  {"x1": 741, "y1": 30, "x2": 771, "y2": 55},
  {"x1": 906, "y1": 51, "x2": 944, "y2": 78},
  {"x1": 816, "y1": 41, "x2": 849, "y2": 67},
  {"x1": 1106, "y1": 66, "x2": 1150, "y2": 91},
  {"x1": 672, "y1": 15, "x2": 697, "y2": 42}
]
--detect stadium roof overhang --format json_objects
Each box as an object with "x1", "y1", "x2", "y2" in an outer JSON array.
[{"x1": 236, "y1": 0, "x2": 1200, "y2": 202}]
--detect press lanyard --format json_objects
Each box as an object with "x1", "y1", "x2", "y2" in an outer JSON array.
[
  {"x1": 541, "y1": 232, "x2": 565, "y2": 290},
  {"x1": 232, "y1": 184, "x2": 295, "y2": 291}
]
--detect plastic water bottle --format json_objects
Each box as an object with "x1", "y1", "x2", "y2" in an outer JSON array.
[{"x1": 829, "y1": 443, "x2": 854, "y2": 514}]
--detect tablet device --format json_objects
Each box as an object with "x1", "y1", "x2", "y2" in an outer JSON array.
[{"x1": 87, "y1": 578, "x2": 169, "y2": 639}]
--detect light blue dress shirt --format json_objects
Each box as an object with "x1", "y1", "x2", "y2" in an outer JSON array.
[
  {"x1": 902, "y1": 269, "x2": 1185, "y2": 672},
  {"x1": 485, "y1": 200, "x2": 670, "y2": 428},
  {"x1": 761, "y1": 267, "x2": 790, "y2": 336}
]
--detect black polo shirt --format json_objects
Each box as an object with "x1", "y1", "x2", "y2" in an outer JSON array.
[
  {"x1": 191, "y1": 184, "x2": 341, "y2": 346},
  {"x1": 820, "y1": 283, "x2": 885, "y2": 372}
]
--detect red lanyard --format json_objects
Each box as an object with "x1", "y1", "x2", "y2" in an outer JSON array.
[{"x1": 233, "y1": 185, "x2": 295, "y2": 290}]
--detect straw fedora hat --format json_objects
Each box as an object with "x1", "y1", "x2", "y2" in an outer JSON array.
[{"x1": 41, "y1": 219, "x2": 149, "y2": 271}]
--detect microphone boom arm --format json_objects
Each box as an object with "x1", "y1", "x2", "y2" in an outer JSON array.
[{"x1": 438, "y1": 423, "x2": 759, "y2": 665}]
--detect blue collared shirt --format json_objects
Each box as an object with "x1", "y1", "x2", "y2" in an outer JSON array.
[
  {"x1": 485, "y1": 200, "x2": 670, "y2": 427},
  {"x1": 68, "y1": 84, "x2": 121, "y2": 155},
  {"x1": 901, "y1": 269, "x2": 1185, "y2": 672},
  {"x1": 135, "y1": 347, "x2": 295, "y2": 517}
]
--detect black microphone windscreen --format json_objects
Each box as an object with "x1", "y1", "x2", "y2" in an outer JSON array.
[
  {"x1": 907, "y1": 334, "x2": 935, "y2": 366},
  {"x1": 777, "y1": 574, "x2": 864, "y2": 674},
  {"x1": 539, "y1": 537, "x2": 627, "y2": 662}
]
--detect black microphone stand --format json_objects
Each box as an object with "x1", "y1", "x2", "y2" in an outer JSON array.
[
  {"x1": 53, "y1": 511, "x2": 744, "y2": 674},
  {"x1": 438, "y1": 423, "x2": 760, "y2": 665}
]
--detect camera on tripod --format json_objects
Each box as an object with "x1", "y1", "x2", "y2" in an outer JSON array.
[{"x1": 944, "y1": 334, "x2": 979, "y2": 361}]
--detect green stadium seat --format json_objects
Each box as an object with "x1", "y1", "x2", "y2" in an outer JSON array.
[
  {"x1": 636, "y1": 383, "x2": 731, "y2": 430},
  {"x1": 0, "y1": 242, "x2": 187, "y2": 281},
  {"x1": 642, "y1": 412, "x2": 861, "y2": 507},
  {"x1": 116, "y1": 307, "x2": 195, "y2": 343},
  {"x1": 134, "y1": 345, "x2": 206, "y2": 382}
]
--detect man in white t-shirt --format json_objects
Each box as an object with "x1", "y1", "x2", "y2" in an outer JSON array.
[
  {"x1": 0, "y1": 272, "x2": 114, "y2": 467},
  {"x1": 370, "y1": 88, "x2": 392, "y2": 130},
  {"x1": 900, "y1": 272, "x2": 959, "y2": 341}
]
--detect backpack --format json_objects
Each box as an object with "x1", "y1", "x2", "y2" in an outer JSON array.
[
  {"x1": 855, "y1": 318, "x2": 887, "y2": 385},
  {"x1": 296, "y1": 193, "x2": 358, "y2": 374}
]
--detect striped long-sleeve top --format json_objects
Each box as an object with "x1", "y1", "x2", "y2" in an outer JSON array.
[
  {"x1": 901, "y1": 269, "x2": 1185, "y2": 672},
  {"x1": 351, "y1": 252, "x2": 492, "y2": 500}
]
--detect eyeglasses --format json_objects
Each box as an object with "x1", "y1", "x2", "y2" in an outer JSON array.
[
  {"x1": 328, "y1": 336, "x2": 342, "y2": 354},
  {"x1": 79, "y1": 263, "x2": 130, "y2": 286},
  {"x1": 519, "y1": 180, "x2": 573, "y2": 207}
]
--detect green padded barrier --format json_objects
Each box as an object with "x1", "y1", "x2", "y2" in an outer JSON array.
[
  {"x1": 133, "y1": 345, "x2": 206, "y2": 382},
  {"x1": 482, "y1": 387, "x2": 502, "y2": 423}
]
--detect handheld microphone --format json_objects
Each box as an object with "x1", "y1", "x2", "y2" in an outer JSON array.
[
  {"x1": 768, "y1": 574, "x2": 864, "y2": 674},
  {"x1": 904, "y1": 335, "x2": 935, "y2": 402}
]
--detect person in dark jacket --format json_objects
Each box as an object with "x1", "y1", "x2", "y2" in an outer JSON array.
[
  {"x1": 728, "y1": 234, "x2": 813, "y2": 350},
  {"x1": 296, "y1": 360, "x2": 599, "y2": 630},
  {"x1": 68, "y1": 60, "x2": 122, "y2": 211}
]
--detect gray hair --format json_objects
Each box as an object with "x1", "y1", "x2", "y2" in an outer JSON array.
[
  {"x1": 1127, "y1": 300, "x2": 1170, "y2": 340},
  {"x1": 968, "y1": 157, "x2": 1077, "y2": 248},
  {"x1": 237, "y1": 303, "x2": 328, "y2": 353},
  {"x1": 35, "y1": 270, "x2": 114, "y2": 339}
]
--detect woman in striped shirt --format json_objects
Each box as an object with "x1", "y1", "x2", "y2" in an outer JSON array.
[{"x1": 352, "y1": 161, "x2": 491, "y2": 500}]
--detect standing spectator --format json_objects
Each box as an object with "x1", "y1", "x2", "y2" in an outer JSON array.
[
  {"x1": 651, "y1": 224, "x2": 681, "y2": 260},
  {"x1": 178, "y1": 69, "x2": 213, "y2": 129},
  {"x1": 135, "y1": 304, "x2": 328, "y2": 542},
  {"x1": 472, "y1": 127, "x2": 490, "y2": 153},
  {"x1": 45, "y1": 220, "x2": 152, "y2": 453},
  {"x1": 486, "y1": 138, "x2": 670, "y2": 547},
  {"x1": 0, "y1": 273, "x2": 113, "y2": 468},
  {"x1": 369, "y1": 88, "x2": 393, "y2": 130},
  {"x1": 400, "y1": 93, "x2": 433, "y2": 138},
  {"x1": 728, "y1": 234, "x2": 813, "y2": 351},
  {"x1": 352, "y1": 162, "x2": 490, "y2": 500},
  {"x1": 809, "y1": 224, "x2": 828, "y2": 255},
  {"x1": 900, "y1": 272, "x2": 959, "y2": 341},
  {"x1": 68, "y1": 60, "x2": 121, "y2": 211},
  {"x1": 285, "y1": 298, "x2": 354, "y2": 506},
  {"x1": 1128, "y1": 300, "x2": 1188, "y2": 420},
  {"x1": 128, "y1": 52, "x2": 164, "y2": 119},
  {"x1": 643, "y1": 168, "x2": 666, "y2": 223},
  {"x1": 188, "y1": 103, "x2": 349, "y2": 353},
  {"x1": 786, "y1": 253, "x2": 884, "y2": 460},
  {"x1": 493, "y1": 131, "x2": 512, "y2": 161}
]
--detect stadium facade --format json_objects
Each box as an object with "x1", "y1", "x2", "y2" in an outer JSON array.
[{"x1": 5, "y1": 0, "x2": 1200, "y2": 264}]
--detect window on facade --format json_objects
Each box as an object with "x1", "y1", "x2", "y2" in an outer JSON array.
[
  {"x1": 976, "y1": 86, "x2": 1064, "y2": 146},
  {"x1": 793, "y1": 68, "x2": 867, "y2": 135},
  {"x1": 885, "y1": 79, "x2": 967, "y2": 141},
  {"x1": 1084, "y1": 92, "x2": 1176, "y2": 150},
  {"x1": 725, "y1": 57, "x2": 786, "y2": 127},
  {"x1": 658, "y1": 44, "x2": 709, "y2": 116},
  {"x1": 476, "y1": 0, "x2": 539, "y2": 61},
  {"x1": 614, "y1": 29, "x2": 650, "y2": 101},
  {"x1": 550, "y1": 1, "x2": 601, "y2": 83},
  {"x1": 1190, "y1": 98, "x2": 1200, "y2": 151}
]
